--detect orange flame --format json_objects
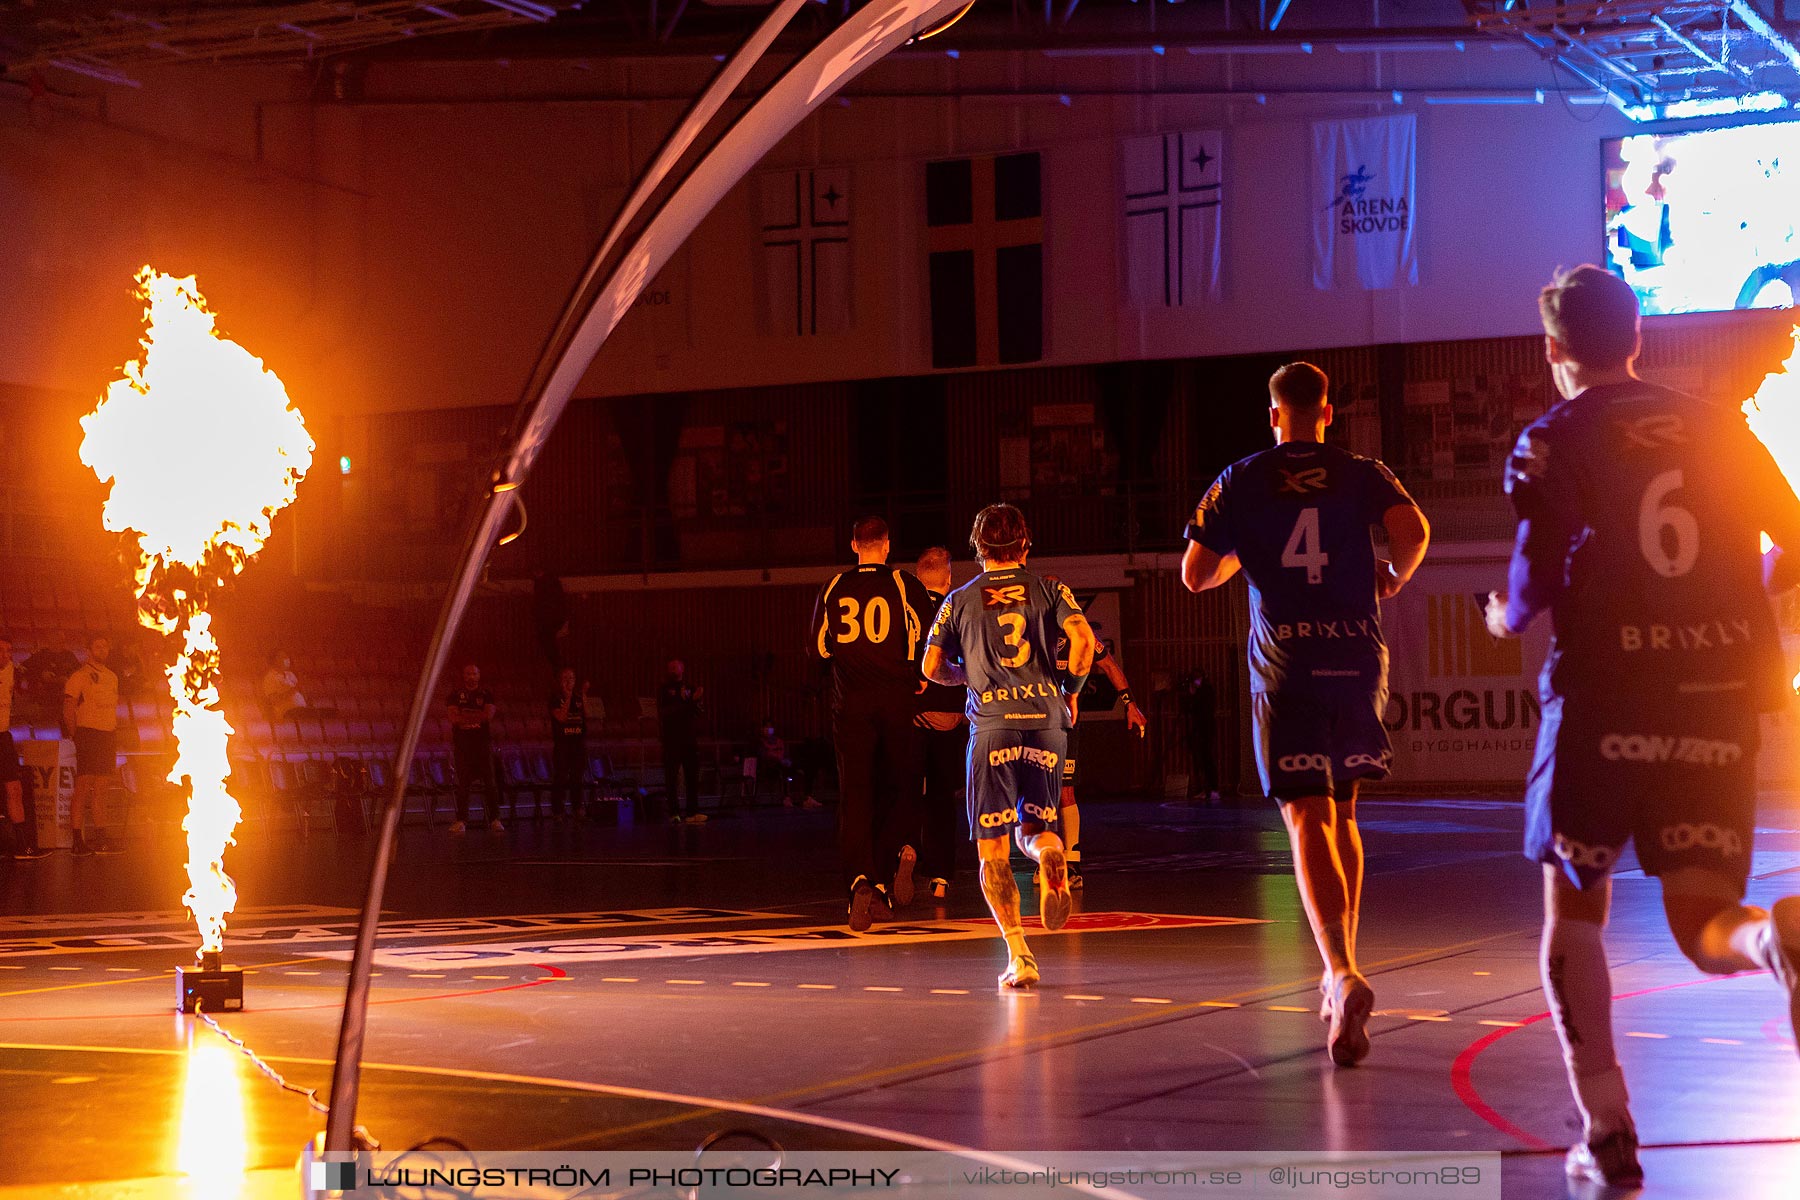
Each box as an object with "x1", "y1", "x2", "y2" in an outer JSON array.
[
  {"x1": 1742, "y1": 329, "x2": 1800, "y2": 692},
  {"x1": 80, "y1": 269, "x2": 312, "y2": 956}
]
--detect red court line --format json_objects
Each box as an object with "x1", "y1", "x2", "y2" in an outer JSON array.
[
  {"x1": 1450, "y1": 971, "x2": 1760, "y2": 1151},
  {"x1": 0, "y1": 963, "x2": 568, "y2": 1023}
]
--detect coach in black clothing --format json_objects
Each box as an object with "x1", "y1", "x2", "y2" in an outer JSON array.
[
  {"x1": 548, "y1": 666, "x2": 594, "y2": 820},
  {"x1": 658, "y1": 659, "x2": 705, "y2": 824},
  {"x1": 446, "y1": 663, "x2": 501, "y2": 834},
  {"x1": 810, "y1": 516, "x2": 935, "y2": 930}
]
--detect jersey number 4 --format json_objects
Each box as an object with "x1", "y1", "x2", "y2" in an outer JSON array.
[
  {"x1": 836, "y1": 596, "x2": 891, "y2": 644},
  {"x1": 1282, "y1": 507, "x2": 1329, "y2": 585}
]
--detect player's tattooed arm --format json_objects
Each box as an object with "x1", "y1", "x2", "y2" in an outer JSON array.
[
  {"x1": 1180, "y1": 541, "x2": 1240, "y2": 593},
  {"x1": 921, "y1": 645, "x2": 967, "y2": 687},
  {"x1": 1062, "y1": 614, "x2": 1097, "y2": 684}
]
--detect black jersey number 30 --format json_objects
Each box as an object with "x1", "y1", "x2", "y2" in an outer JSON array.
[{"x1": 836, "y1": 596, "x2": 891, "y2": 644}]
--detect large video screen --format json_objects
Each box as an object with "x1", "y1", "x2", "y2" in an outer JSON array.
[{"x1": 1606, "y1": 121, "x2": 1800, "y2": 315}]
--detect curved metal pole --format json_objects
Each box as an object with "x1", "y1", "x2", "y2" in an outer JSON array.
[{"x1": 321, "y1": 0, "x2": 974, "y2": 1152}]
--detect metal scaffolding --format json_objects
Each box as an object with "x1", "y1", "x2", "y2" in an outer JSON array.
[{"x1": 1467, "y1": 1, "x2": 1800, "y2": 119}]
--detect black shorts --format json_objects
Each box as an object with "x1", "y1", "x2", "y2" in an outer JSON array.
[
  {"x1": 1525, "y1": 692, "x2": 1759, "y2": 893},
  {"x1": 1251, "y1": 688, "x2": 1391, "y2": 802},
  {"x1": 0, "y1": 731, "x2": 18, "y2": 784},
  {"x1": 73, "y1": 727, "x2": 117, "y2": 778}
]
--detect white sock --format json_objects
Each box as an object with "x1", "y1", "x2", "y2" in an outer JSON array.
[{"x1": 1542, "y1": 918, "x2": 1631, "y2": 1140}]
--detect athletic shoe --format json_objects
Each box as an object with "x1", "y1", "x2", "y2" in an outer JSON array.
[
  {"x1": 1565, "y1": 1128, "x2": 1643, "y2": 1189},
  {"x1": 929, "y1": 877, "x2": 949, "y2": 901},
  {"x1": 1761, "y1": 895, "x2": 1800, "y2": 1056},
  {"x1": 70, "y1": 838, "x2": 94, "y2": 857},
  {"x1": 893, "y1": 845, "x2": 917, "y2": 907},
  {"x1": 683, "y1": 813, "x2": 708, "y2": 825},
  {"x1": 1067, "y1": 862, "x2": 1084, "y2": 891},
  {"x1": 488, "y1": 819, "x2": 505, "y2": 833},
  {"x1": 801, "y1": 797, "x2": 823, "y2": 810},
  {"x1": 13, "y1": 846, "x2": 51, "y2": 861},
  {"x1": 999, "y1": 952, "x2": 1040, "y2": 989},
  {"x1": 1327, "y1": 973, "x2": 1375, "y2": 1068},
  {"x1": 871, "y1": 883, "x2": 895, "y2": 921},
  {"x1": 1037, "y1": 847, "x2": 1072, "y2": 932},
  {"x1": 668, "y1": 814, "x2": 684, "y2": 824},
  {"x1": 447, "y1": 820, "x2": 467, "y2": 834},
  {"x1": 1319, "y1": 970, "x2": 1332, "y2": 1023},
  {"x1": 89, "y1": 835, "x2": 124, "y2": 855},
  {"x1": 847, "y1": 876, "x2": 889, "y2": 932}
]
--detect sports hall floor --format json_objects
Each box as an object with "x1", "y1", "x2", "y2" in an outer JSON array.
[{"x1": 2, "y1": 796, "x2": 1797, "y2": 1198}]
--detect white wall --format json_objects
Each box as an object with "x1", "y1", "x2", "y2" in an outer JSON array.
[{"x1": 0, "y1": 41, "x2": 1726, "y2": 418}]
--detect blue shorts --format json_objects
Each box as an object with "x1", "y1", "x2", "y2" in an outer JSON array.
[
  {"x1": 1525, "y1": 692, "x2": 1758, "y2": 893},
  {"x1": 966, "y1": 727, "x2": 1066, "y2": 840},
  {"x1": 1252, "y1": 688, "x2": 1391, "y2": 802}
]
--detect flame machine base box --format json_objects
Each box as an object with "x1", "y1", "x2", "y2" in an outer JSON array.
[{"x1": 176, "y1": 956, "x2": 244, "y2": 1013}]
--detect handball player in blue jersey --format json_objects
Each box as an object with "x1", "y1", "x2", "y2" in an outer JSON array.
[
  {"x1": 1486, "y1": 266, "x2": 1800, "y2": 1189},
  {"x1": 923, "y1": 504, "x2": 1096, "y2": 989},
  {"x1": 1182, "y1": 362, "x2": 1430, "y2": 1067}
]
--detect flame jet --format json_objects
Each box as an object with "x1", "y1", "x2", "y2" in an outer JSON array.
[{"x1": 80, "y1": 268, "x2": 312, "y2": 957}]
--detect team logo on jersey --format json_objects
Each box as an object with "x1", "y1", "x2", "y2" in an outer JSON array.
[
  {"x1": 982, "y1": 585, "x2": 1028, "y2": 608},
  {"x1": 1278, "y1": 467, "x2": 1330, "y2": 494},
  {"x1": 1617, "y1": 413, "x2": 1687, "y2": 449}
]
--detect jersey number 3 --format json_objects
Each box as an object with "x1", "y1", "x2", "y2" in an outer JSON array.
[
  {"x1": 1282, "y1": 507, "x2": 1329, "y2": 585},
  {"x1": 995, "y1": 613, "x2": 1031, "y2": 668},
  {"x1": 836, "y1": 596, "x2": 891, "y2": 644}
]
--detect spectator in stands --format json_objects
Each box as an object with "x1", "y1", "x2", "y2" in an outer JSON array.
[
  {"x1": 63, "y1": 635, "x2": 122, "y2": 856},
  {"x1": 548, "y1": 666, "x2": 595, "y2": 820},
  {"x1": 446, "y1": 664, "x2": 502, "y2": 834},
  {"x1": 789, "y1": 738, "x2": 827, "y2": 810},
  {"x1": 0, "y1": 634, "x2": 45, "y2": 859},
  {"x1": 1181, "y1": 668, "x2": 1221, "y2": 804},
  {"x1": 20, "y1": 633, "x2": 79, "y2": 724},
  {"x1": 533, "y1": 569, "x2": 571, "y2": 668},
  {"x1": 260, "y1": 650, "x2": 336, "y2": 726},
  {"x1": 756, "y1": 720, "x2": 792, "y2": 799},
  {"x1": 262, "y1": 650, "x2": 308, "y2": 718},
  {"x1": 658, "y1": 659, "x2": 705, "y2": 825}
]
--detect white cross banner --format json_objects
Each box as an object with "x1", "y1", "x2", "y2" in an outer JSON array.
[
  {"x1": 1312, "y1": 114, "x2": 1417, "y2": 290},
  {"x1": 757, "y1": 166, "x2": 852, "y2": 335},
  {"x1": 1122, "y1": 130, "x2": 1223, "y2": 307}
]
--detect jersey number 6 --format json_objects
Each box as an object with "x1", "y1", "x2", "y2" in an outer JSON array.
[{"x1": 1639, "y1": 469, "x2": 1699, "y2": 579}]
